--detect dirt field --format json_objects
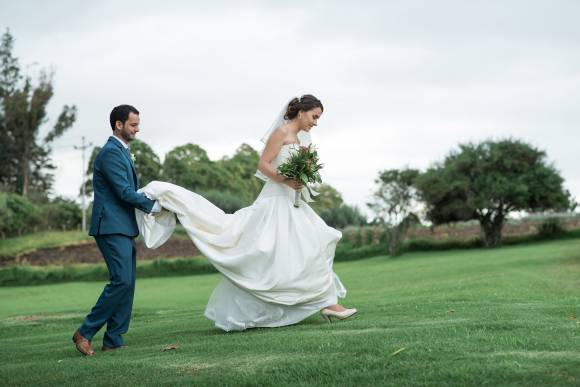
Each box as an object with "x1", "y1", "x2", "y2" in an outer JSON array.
[{"x1": 2, "y1": 238, "x2": 201, "y2": 267}]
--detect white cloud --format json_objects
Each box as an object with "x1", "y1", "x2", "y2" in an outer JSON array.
[{"x1": 1, "y1": 0, "x2": 579, "y2": 214}]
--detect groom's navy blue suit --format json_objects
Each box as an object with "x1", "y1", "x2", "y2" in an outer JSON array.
[{"x1": 79, "y1": 136, "x2": 155, "y2": 348}]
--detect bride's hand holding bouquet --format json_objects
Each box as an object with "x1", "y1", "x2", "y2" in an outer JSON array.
[{"x1": 277, "y1": 144, "x2": 323, "y2": 208}]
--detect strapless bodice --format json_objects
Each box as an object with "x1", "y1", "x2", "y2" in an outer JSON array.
[{"x1": 271, "y1": 143, "x2": 299, "y2": 170}]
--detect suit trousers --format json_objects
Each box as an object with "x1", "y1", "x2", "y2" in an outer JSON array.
[{"x1": 79, "y1": 234, "x2": 136, "y2": 348}]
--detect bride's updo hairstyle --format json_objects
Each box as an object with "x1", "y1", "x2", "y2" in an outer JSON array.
[{"x1": 284, "y1": 95, "x2": 324, "y2": 120}]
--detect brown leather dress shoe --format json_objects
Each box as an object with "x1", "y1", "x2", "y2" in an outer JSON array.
[
  {"x1": 72, "y1": 330, "x2": 95, "y2": 356},
  {"x1": 101, "y1": 345, "x2": 127, "y2": 352}
]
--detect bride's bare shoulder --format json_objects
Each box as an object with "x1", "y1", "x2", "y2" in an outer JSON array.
[
  {"x1": 263, "y1": 126, "x2": 287, "y2": 150},
  {"x1": 273, "y1": 124, "x2": 290, "y2": 136},
  {"x1": 272, "y1": 124, "x2": 297, "y2": 145},
  {"x1": 266, "y1": 126, "x2": 288, "y2": 143}
]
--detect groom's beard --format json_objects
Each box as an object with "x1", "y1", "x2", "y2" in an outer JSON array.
[
  {"x1": 116, "y1": 129, "x2": 135, "y2": 143},
  {"x1": 121, "y1": 132, "x2": 134, "y2": 142}
]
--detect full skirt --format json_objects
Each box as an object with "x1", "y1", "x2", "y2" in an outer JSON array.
[{"x1": 136, "y1": 181, "x2": 346, "y2": 331}]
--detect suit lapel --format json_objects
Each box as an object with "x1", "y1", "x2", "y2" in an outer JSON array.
[{"x1": 108, "y1": 137, "x2": 138, "y2": 186}]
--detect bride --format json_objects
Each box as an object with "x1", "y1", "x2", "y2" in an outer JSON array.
[{"x1": 137, "y1": 95, "x2": 357, "y2": 331}]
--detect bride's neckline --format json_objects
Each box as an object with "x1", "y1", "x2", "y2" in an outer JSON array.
[{"x1": 282, "y1": 142, "x2": 299, "y2": 147}]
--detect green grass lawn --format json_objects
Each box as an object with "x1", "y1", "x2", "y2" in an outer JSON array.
[{"x1": 1, "y1": 239, "x2": 579, "y2": 386}]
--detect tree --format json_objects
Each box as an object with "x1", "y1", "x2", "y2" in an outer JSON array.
[
  {"x1": 0, "y1": 29, "x2": 20, "y2": 191},
  {"x1": 161, "y1": 143, "x2": 234, "y2": 193},
  {"x1": 319, "y1": 204, "x2": 367, "y2": 229},
  {"x1": 416, "y1": 139, "x2": 574, "y2": 247},
  {"x1": 309, "y1": 183, "x2": 344, "y2": 213},
  {"x1": 307, "y1": 183, "x2": 366, "y2": 228},
  {"x1": 218, "y1": 143, "x2": 263, "y2": 202},
  {"x1": 82, "y1": 140, "x2": 161, "y2": 195},
  {"x1": 81, "y1": 146, "x2": 102, "y2": 195},
  {"x1": 40, "y1": 196, "x2": 82, "y2": 231},
  {"x1": 128, "y1": 140, "x2": 161, "y2": 187},
  {"x1": 0, "y1": 29, "x2": 76, "y2": 197},
  {"x1": 367, "y1": 168, "x2": 421, "y2": 256}
]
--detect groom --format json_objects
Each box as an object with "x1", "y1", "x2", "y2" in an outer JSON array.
[{"x1": 72, "y1": 104, "x2": 162, "y2": 356}]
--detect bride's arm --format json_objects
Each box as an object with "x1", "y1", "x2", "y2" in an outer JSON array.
[{"x1": 258, "y1": 129, "x2": 303, "y2": 190}]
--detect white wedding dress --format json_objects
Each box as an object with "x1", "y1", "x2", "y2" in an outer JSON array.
[{"x1": 136, "y1": 143, "x2": 346, "y2": 331}]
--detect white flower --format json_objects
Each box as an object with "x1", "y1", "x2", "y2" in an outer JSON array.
[{"x1": 130, "y1": 153, "x2": 136, "y2": 162}]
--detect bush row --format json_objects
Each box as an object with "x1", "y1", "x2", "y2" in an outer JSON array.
[
  {"x1": 0, "y1": 193, "x2": 82, "y2": 238},
  {"x1": 341, "y1": 217, "x2": 576, "y2": 248},
  {"x1": 0, "y1": 256, "x2": 214, "y2": 286}
]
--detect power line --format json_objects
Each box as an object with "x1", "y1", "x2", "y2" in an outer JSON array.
[
  {"x1": 50, "y1": 144, "x2": 77, "y2": 150},
  {"x1": 74, "y1": 136, "x2": 93, "y2": 232}
]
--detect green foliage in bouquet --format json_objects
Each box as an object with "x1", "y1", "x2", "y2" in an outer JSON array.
[{"x1": 276, "y1": 145, "x2": 323, "y2": 197}]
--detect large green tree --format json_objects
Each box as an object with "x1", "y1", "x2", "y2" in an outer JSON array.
[
  {"x1": 161, "y1": 143, "x2": 234, "y2": 193},
  {"x1": 127, "y1": 140, "x2": 162, "y2": 187},
  {"x1": 309, "y1": 184, "x2": 344, "y2": 213},
  {"x1": 416, "y1": 139, "x2": 574, "y2": 247},
  {"x1": 0, "y1": 29, "x2": 76, "y2": 198},
  {"x1": 81, "y1": 139, "x2": 359, "y2": 219},
  {"x1": 82, "y1": 139, "x2": 161, "y2": 195},
  {"x1": 368, "y1": 168, "x2": 420, "y2": 256},
  {"x1": 81, "y1": 146, "x2": 101, "y2": 195},
  {"x1": 218, "y1": 143, "x2": 263, "y2": 202}
]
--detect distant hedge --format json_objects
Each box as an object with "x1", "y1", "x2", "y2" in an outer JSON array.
[
  {"x1": 0, "y1": 193, "x2": 82, "y2": 238},
  {"x1": 0, "y1": 256, "x2": 214, "y2": 286},
  {"x1": 337, "y1": 220, "x2": 580, "y2": 259}
]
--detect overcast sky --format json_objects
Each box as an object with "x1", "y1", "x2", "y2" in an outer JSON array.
[{"x1": 1, "y1": 0, "x2": 579, "y2": 214}]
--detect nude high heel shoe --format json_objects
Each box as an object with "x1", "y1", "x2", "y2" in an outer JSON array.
[{"x1": 320, "y1": 308, "x2": 358, "y2": 322}]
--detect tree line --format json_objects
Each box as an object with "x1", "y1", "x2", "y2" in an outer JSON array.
[
  {"x1": 0, "y1": 28, "x2": 365, "y2": 237},
  {"x1": 1, "y1": 28, "x2": 576, "y2": 251},
  {"x1": 83, "y1": 139, "x2": 367, "y2": 227}
]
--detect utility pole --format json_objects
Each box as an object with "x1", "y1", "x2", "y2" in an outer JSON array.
[{"x1": 74, "y1": 136, "x2": 93, "y2": 232}]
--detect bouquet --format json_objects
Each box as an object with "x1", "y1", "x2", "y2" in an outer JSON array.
[{"x1": 277, "y1": 144, "x2": 323, "y2": 208}]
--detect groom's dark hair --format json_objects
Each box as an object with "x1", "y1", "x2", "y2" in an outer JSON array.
[{"x1": 110, "y1": 104, "x2": 139, "y2": 130}]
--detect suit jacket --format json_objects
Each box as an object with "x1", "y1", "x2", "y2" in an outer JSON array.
[{"x1": 89, "y1": 136, "x2": 155, "y2": 237}]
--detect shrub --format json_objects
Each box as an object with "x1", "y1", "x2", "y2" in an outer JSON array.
[
  {"x1": 537, "y1": 218, "x2": 565, "y2": 238},
  {"x1": 0, "y1": 193, "x2": 83, "y2": 237},
  {"x1": 319, "y1": 205, "x2": 366, "y2": 229},
  {"x1": 0, "y1": 193, "x2": 41, "y2": 237},
  {"x1": 335, "y1": 242, "x2": 385, "y2": 262},
  {"x1": 39, "y1": 198, "x2": 82, "y2": 231},
  {"x1": 341, "y1": 226, "x2": 359, "y2": 245},
  {"x1": 405, "y1": 237, "x2": 483, "y2": 252}
]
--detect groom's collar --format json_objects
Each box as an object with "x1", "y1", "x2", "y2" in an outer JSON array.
[{"x1": 110, "y1": 135, "x2": 129, "y2": 149}]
